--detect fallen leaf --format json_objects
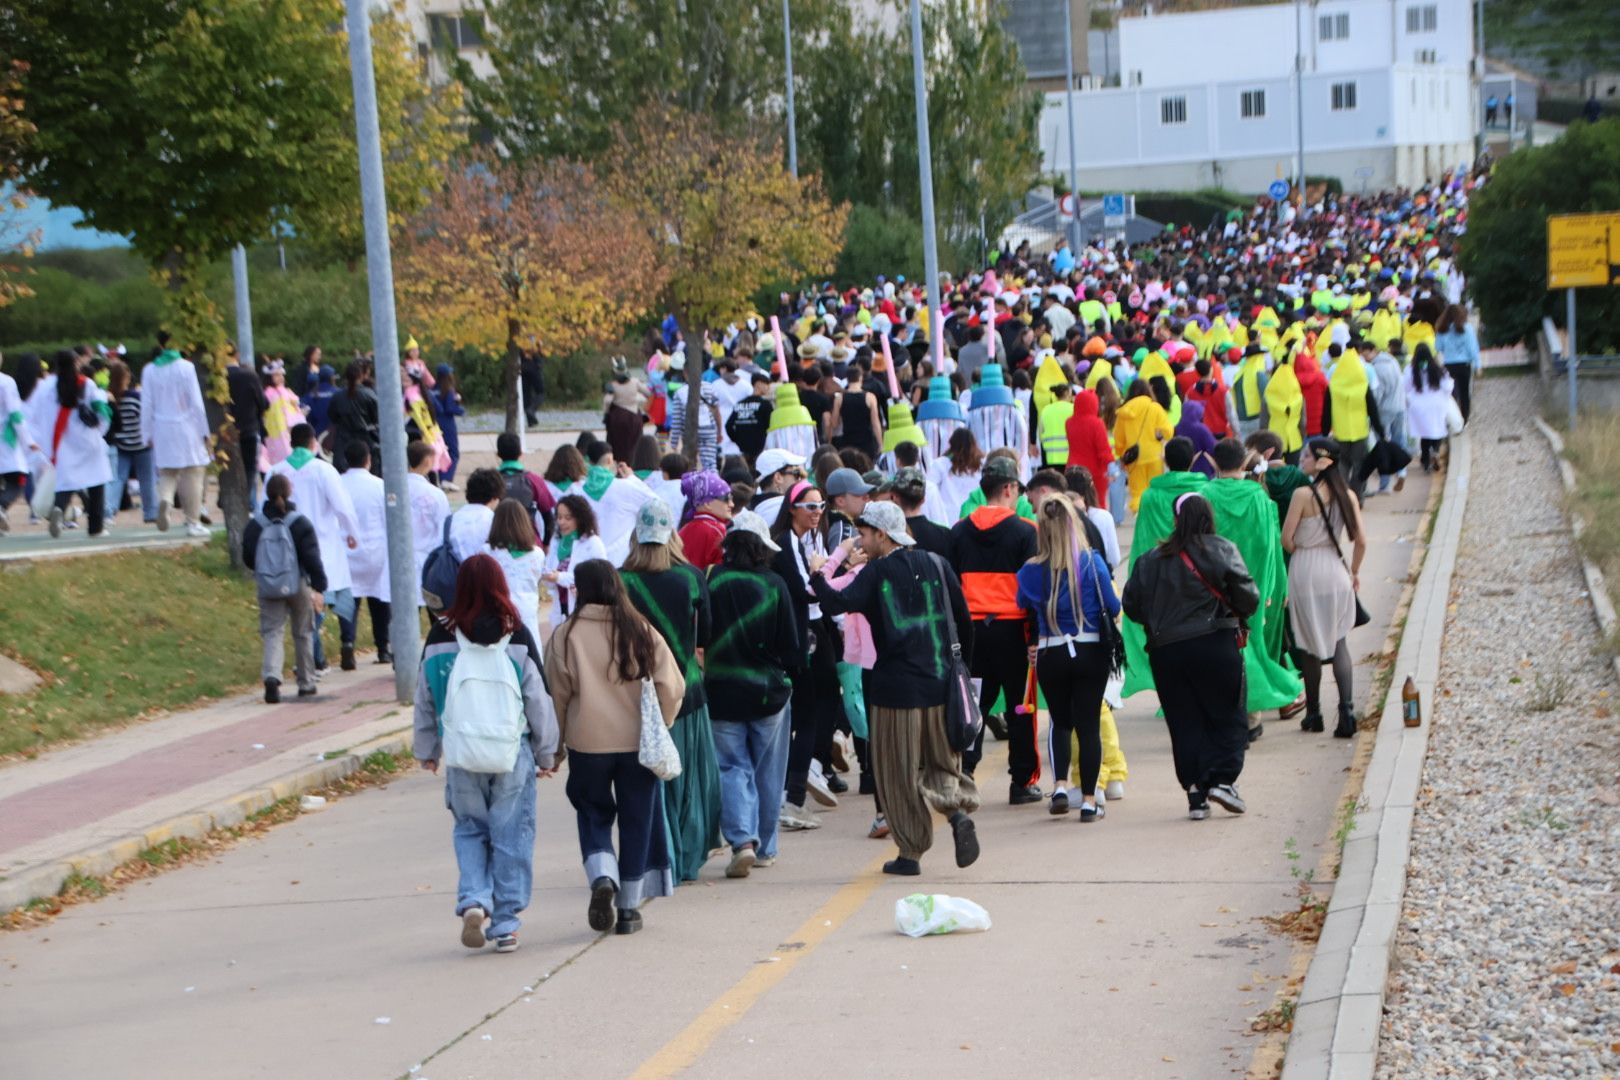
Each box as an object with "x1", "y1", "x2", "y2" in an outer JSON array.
[
  {"x1": 1162, "y1": 1055, "x2": 1176, "y2": 1062},
  {"x1": 1558, "y1": 984, "x2": 1576, "y2": 997},
  {"x1": 1550, "y1": 960, "x2": 1579, "y2": 975}
]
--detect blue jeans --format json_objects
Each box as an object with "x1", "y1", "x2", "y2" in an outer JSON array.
[
  {"x1": 107, "y1": 447, "x2": 158, "y2": 522},
  {"x1": 446, "y1": 741, "x2": 537, "y2": 938},
  {"x1": 712, "y1": 703, "x2": 790, "y2": 860},
  {"x1": 311, "y1": 588, "x2": 357, "y2": 667}
]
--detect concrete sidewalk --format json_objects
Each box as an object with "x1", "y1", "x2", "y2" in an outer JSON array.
[{"x1": 0, "y1": 473, "x2": 1438, "y2": 1080}]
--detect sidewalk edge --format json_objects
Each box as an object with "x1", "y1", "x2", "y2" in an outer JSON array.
[
  {"x1": 1532, "y1": 417, "x2": 1620, "y2": 683},
  {"x1": 1280, "y1": 430, "x2": 1472, "y2": 1080},
  {"x1": 0, "y1": 727, "x2": 410, "y2": 914}
]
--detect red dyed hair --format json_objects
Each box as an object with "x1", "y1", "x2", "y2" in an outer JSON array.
[{"x1": 441, "y1": 553, "x2": 521, "y2": 637}]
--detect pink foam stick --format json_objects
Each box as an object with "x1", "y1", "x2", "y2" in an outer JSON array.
[
  {"x1": 986, "y1": 309, "x2": 997, "y2": 362},
  {"x1": 769, "y1": 316, "x2": 788, "y2": 382},
  {"x1": 879, "y1": 333, "x2": 901, "y2": 400}
]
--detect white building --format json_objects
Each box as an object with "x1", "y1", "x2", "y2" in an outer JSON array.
[{"x1": 1040, "y1": 0, "x2": 1478, "y2": 193}]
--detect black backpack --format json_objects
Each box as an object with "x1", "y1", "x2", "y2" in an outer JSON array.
[{"x1": 503, "y1": 470, "x2": 536, "y2": 515}]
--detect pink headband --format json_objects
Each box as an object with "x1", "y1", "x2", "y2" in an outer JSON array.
[
  {"x1": 1174, "y1": 492, "x2": 1201, "y2": 516},
  {"x1": 787, "y1": 480, "x2": 813, "y2": 506}
]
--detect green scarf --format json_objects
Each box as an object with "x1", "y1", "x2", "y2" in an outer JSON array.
[
  {"x1": 151, "y1": 348, "x2": 183, "y2": 367},
  {"x1": 3, "y1": 410, "x2": 21, "y2": 449},
  {"x1": 554, "y1": 478, "x2": 575, "y2": 493},
  {"x1": 557, "y1": 532, "x2": 577, "y2": 562},
  {"x1": 634, "y1": 469, "x2": 654, "y2": 480},
  {"x1": 582, "y1": 465, "x2": 614, "y2": 501},
  {"x1": 505, "y1": 546, "x2": 532, "y2": 559},
  {"x1": 287, "y1": 447, "x2": 316, "y2": 470},
  {"x1": 497, "y1": 460, "x2": 524, "y2": 475}
]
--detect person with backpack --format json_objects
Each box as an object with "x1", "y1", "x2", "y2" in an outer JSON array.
[
  {"x1": 420, "y1": 467, "x2": 503, "y2": 613},
  {"x1": 545, "y1": 559, "x2": 685, "y2": 935},
  {"x1": 243, "y1": 473, "x2": 327, "y2": 703},
  {"x1": 495, "y1": 432, "x2": 555, "y2": 545},
  {"x1": 270, "y1": 423, "x2": 359, "y2": 675},
  {"x1": 414, "y1": 554, "x2": 559, "y2": 955}
]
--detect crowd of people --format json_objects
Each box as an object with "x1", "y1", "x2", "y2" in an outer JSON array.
[{"x1": 0, "y1": 170, "x2": 1484, "y2": 953}]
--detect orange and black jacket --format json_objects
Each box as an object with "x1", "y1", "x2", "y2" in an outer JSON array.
[{"x1": 947, "y1": 505, "x2": 1037, "y2": 622}]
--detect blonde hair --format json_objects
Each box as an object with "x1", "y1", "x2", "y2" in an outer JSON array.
[
  {"x1": 1034, "y1": 495, "x2": 1093, "y2": 635},
  {"x1": 621, "y1": 533, "x2": 688, "y2": 574}
]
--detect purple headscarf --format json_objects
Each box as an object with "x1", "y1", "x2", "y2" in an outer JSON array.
[{"x1": 680, "y1": 470, "x2": 731, "y2": 523}]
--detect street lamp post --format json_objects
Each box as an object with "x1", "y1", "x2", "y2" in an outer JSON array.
[
  {"x1": 1062, "y1": 0, "x2": 1080, "y2": 252},
  {"x1": 910, "y1": 0, "x2": 942, "y2": 363},
  {"x1": 343, "y1": 0, "x2": 420, "y2": 704},
  {"x1": 1294, "y1": 0, "x2": 1306, "y2": 193},
  {"x1": 783, "y1": 0, "x2": 798, "y2": 177}
]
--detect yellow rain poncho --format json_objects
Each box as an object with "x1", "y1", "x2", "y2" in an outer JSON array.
[
  {"x1": 1112, "y1": 393, "x2": 1173, "y2": 512},
  {"x1": 1328, "y1": 350, "x2": 1371, "y2": 443},
  {"x1": 1264, "y1": 360, "x2": 1305, "y2": 454}
]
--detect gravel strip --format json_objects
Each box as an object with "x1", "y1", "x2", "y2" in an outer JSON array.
[
  {"x1": 1376, "y1": 377, "x2": 1620, "y2": 1078},
  {"x1": 462, "y1": 408, "x2": 606, "y2": 434}
]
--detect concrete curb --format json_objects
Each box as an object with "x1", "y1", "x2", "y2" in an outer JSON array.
[
  {"x1": 1532, "y1": 417, "x2": 1620, "y2": 684},
  {"x1": 1281, "y1": 430, "x2": 1472, "y2": 1080},
  {"x1": 0, "y1": 727, "x2": 411, "y2": 914}
]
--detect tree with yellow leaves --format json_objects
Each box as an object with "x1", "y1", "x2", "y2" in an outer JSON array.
[
  {"x1": 395, "y1": 154, "x2": 666, "y2": 434},
  {"x1": 0, "y1": 59, "x2": 38, "y2": 311},
  {"x1": 603, "y1": 107, "x2": 847, "y2": 458}
]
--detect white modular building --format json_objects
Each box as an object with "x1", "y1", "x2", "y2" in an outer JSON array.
[{"x1": 1038, "y1": 0, "x2": 1479, "y2": 193}]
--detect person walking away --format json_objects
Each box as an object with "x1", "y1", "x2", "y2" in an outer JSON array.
[
  {"x1": 326, "y1": 360, "x2": 379, "y2": 473},
  {"x1": 226, "y1": 346, "x2": 268, "y2": 504},
  {"x1": 545, "y1": 559, "x2": 684, "y2": 935},
  {"x1": 139, "y1": 338, "x2": 211, "y2": 537},
  {"x1": 33, "y1": 350, "x2": 112, "y2": 538},
  {"x1": 415, "y1": 554, "x2": 559, "y2": 954},
  {"x1": 1185, "y1": 360, "x2": 1233, "y2": 438},
  {"x1": 725, "y1": 371, "x2": 775, "y2": 469},
  {"x1": 602, "y1": 361, "x2": 649, "y2": 465},
  {"x1": 486, "y1": 498, "x2": 545, "y2": 652},
  {"x1": 886, "y1": 466, "x2": 953, "y2": 558},
  {"x1": 1119, "y1": 437, "x2": 1206, "y2": 700},
  {"x1": 1294, "y1": 349, "x2": 1329, "y2": 440},
  {"x1": 677, "y1": 470, "x2": 732, "y2": 572},
  {"x1": 812, "y1": 501, "x2": 981, "y2": 876},
  {"x1": 0, "y1": 350, "x2": 40, "y2": 534},
  {"x1": 304, "y1": 365, "x2": 336, "y2": 440},
  {"x1": 622, "y1": 499, "x2": 719, "y2": 883},
  {"x1": 407, "y1": 440, "x2": 451, "y2": 596},
  {"x1": 1175, "y1": 400, "x2": 1218, "y2": 476},
  {"x1": 1121, "y1": 493, "x2": 1257, "y2": 819},
  {"x1": 1036, "y1": 380, "x2": 1075, "y2": 468},
  {"x1": 1283, "y1": 438, "x2": 1367, "y2": 738},
  {"x1": 829, "y1": 366, "x2": 883, "y2": 458},
  {"x1": 340, "y1": 442, "x2": 393, "y2": 664},
  {"x1": 1064, "y1": 387, "x2": 1115, "y2": 510},
  {"x1": 1434, "y1": 304, "x2": 1480, "y2": 423},
  {"x1": 102, "y1": 359, "x2": 158, "y2": 527},
  {"x1": 1264, "y1": 351, "x2": 1306, "y2": 463},
  {"x1": 1366, "y1": 340, "x2": 1409, "y2": 494},
  {"x1": 1112, "y1": 380, "x2": 1172, "y2": 513},
  {"x1": 1230, "y1": 344, "x2": 1269, "y2": 442},
  {"x1": 705, "y1": 511, "x2": 800, "y2": 875},
  {"x1": 929, "y1": 427, "x2": 985, "y2": 521},
  {"x1": 244, "y1": 473, "x2": 327, "y2": 702},
  {"x1": 948, "y1": 457, "x2": 1040, "y2": 798},
  {"x1": 259, "y1": 360, "x2": 306, "y2": 469},
  {"x1": 495, "y1": 432, "x2": 556, "y2": 547},
  {"x1": 1403, "y1": 344, "x2": 1454, "y2": 472},
  {"x1": 270, "y1": 424, "x2": 360, "y2": 675},
  {"x1": 1017, "y1": 497, "x2": 1120, "y2": 821},
  {"x1": 433, "y1": 364, "x2": 465, "y2": 489},
  {"x1": 541, "y1": 494, "x2": 608, "y2": 631},
  {"x1": 1327, "y1": 340, "x2": 1373, "y2": 497}
]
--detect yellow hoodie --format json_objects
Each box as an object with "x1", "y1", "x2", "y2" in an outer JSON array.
[{"x1": 1265, "y1": 362, "x2": 1305, "y2": 453}]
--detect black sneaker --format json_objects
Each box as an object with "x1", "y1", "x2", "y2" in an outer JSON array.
[
  {"x1": 1008, "y1": 783, "x2": 1044, "y2": 806},
  {"x1": 588, "y1": 877, "x2": 617, "y2": 932},
  {"x1": 1207, "y1": 784, "x2": 1247, "y2": 814},
  {"x1": 858, "y1": 772, "x2": 875, "y2": 796},
  {"x1": 1049, "y1": 791, "x2": 1071, "y2": 816},
  {"x1": 296, "y1": 686, "x2": 317, "y2": 698},
  {"x1": 614, "y1": 909, "x2": 642, "y2": 935},
  {"x1": 264, "y1": 678, "x2": 281, "y2": 704},
  {"x1": 340, "y1": 645, "x2": 356, "y2": 672},
  {"x1": 825, "y1": 772, "x2": 849, "y2": 795},
  {"x1": 1079, "y1": 801, "x2": 1103, "y2": 823},
  {"x1": 374, "y1": 648, "x2": 393, "y2": 665},
  {"x1": 984, "y1": 712, "x2": 1009, "y2": 741},
  {"x1": 949, "y1": 811, "x2": 980, "y2": 868},
  {"x1": 1248, "y1": 722, "x2": 1265, "y2": 743},
  {"x1": 1188, "y1": 804, "x2": 1210, "y2": 821},
  {"x1": 882, "y1": 857, "x2": 921, "y2": 876}
]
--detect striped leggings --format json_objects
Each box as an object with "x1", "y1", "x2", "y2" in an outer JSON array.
[{"x1": 869, "y1": 704, "x2": 981, "y2": 861}]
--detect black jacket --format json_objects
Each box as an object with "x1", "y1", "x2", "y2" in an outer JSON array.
[
  {"x1": 242, "y1": 503, "x2": 328, "y2": 595},
  {"x1": 725, "y1": 394, "x2": 773, "y2": 459},
  {"x1": 905, "y1": 513, "x2": 953, "y2": 559},
  {"x1": 1121, "y1": 535, "x2": 1258, "y2": 651},
  {"x1": 227, "y1": 365, "x2": 268, "y2": 436},
  {"x1": 703, "y1": 567, "x2": 801, "y2": 721}
]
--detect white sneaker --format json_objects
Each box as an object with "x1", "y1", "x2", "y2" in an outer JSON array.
[
  {"x1": 779, "y1": 801, "x2": 821, "y2": 831},
  {"x1": 185, "y1": 523, "x2": 210, "y2": 538},
  {"x1": 1106, "y1": 780, "x2": 1126, "y2": 801},
  {"x1": 805, "y1": 765, "x2": 838, "y2": 807},
  {"x1": 1094, "y1": 787, "x2": 1106, "y2": 806}
]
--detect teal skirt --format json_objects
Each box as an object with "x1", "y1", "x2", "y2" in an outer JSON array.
[{"x1": 662, "y1": 703, "x2": 723, "y2": 883}]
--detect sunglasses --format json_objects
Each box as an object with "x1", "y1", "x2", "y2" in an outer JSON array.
[{"x1": 796, "y1": 501, "x2": 826, "y2": 512}]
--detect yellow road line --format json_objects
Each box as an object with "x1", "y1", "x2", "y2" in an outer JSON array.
[{"x1": 628, "y1": 853, "x2": 890, "y2": 1079}]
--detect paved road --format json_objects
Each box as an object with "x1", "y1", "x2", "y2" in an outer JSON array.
[{"x1": 0, "y1": 472, "x2": 1436, "y2": 1080}]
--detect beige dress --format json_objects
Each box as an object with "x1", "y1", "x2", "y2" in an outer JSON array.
[{"x1": 1288, "y1": 503, "x2": 1355, "y2": 659}]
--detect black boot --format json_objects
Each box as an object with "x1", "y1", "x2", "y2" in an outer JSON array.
[
  {"x1": 949, "y1": 811, "x2": 980, "y2": 868},
  {"x1": 374, "y1": 648, "x2": 393, "y2": 665},
  {"x1": 340, "y1": 644, "x2": 356, "y2": 672},
  {"x1": 264, "y1": 678, "x2": 281, "y2": 704},
  {"x1": 1301, "y1": 711, "x2": 1324, "y2": 733},
  {"x1": 1334, "y1": 703, "x2": 1357, "y2": 739}
]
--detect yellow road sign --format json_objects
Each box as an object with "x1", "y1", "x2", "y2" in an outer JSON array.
[{"x1": 1547, "y1": 212, "x2": 1620, "y2": 290}]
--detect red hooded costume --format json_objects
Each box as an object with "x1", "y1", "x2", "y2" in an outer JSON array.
[
  {"x1": 1294, "y1": 350, "x2": 1330, "y2": 437},
  {"x1": 1064, "y1": 388, "x2": 1115, "y2": 505}
]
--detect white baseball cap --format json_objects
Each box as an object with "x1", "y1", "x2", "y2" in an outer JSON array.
[{"x1": 754, "y1": 448, "x2": 806, "y2": 480}]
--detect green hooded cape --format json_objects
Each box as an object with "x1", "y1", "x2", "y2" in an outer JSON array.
[
  {"x1": 1203, "y1": 477, "x2": 1301, "y2": 710},
  {"x1": 1121, "y1": 469, "x2": 1207, "y2": 699}
]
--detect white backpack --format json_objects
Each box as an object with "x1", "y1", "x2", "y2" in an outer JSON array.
[{"x1": 441, "y1": 631, "x2": 526, "y2": 773}]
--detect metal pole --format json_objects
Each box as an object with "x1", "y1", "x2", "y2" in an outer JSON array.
[
  {"x1": 1294, "y1": 0, "x2": 1306, "y2": 193},
  {"x1": 1474, "y1": 0, "x2": 1485, "y2": 159},
  {"x1": 231, "y1": 245, "x2": 254, "y2": 367},
  {"x1": 910, "y1": 0, "x2": 942, "y2": 364},
  {"x1": 344, "y1": 0, "x2": 419, "y2": 703},
  {"x1": 1062, "y1": 0, "x2": 1080, "y2": 253},
  {"x1": 783, "y1": 0, "x2": 798, "y2": 178},
  {"x1": 1567, "y1": 286, "x2": 1578, "y2": 431}
]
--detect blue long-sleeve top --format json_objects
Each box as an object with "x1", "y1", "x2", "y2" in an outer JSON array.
[
  {"x1": 1016, "y1": 552, "x2": 1120, "y2": 639},
  {"x1": 1434, "y1": 325, "x2": 1481, "y2": 373}
]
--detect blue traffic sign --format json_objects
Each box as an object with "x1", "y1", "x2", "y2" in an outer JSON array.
[
  {"x1": 1102, "y1": 193, "x2": 1126, "y2": 216},
  {"x1": 1268, "y1": 179, "x2": 1291, "y2": 200}
]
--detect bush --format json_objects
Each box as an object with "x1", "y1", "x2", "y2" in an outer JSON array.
[
  {"x1": 834, "y1": 204, "x2": 924, "y2": 287},
  {"x1": 1126, "y1": 188, "x2": 1249, "y2": 232},
  {"x1": 1538, "y1": 98, "x2": 1619, "y2": 126}
]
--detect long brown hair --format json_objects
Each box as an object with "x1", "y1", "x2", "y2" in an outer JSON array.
[
  {"x1": 1435, "y1": 304, "x2": 1468, "y2": 334},
  {"x1": 487, "y1": 498, "x2": 538, "y2": 552},
  {"x1": 946, "y1": 427, "x2": 982, "y2": 476},
  {"x1": 569, "y1": 560, "x2": 658, "y2": 682}
]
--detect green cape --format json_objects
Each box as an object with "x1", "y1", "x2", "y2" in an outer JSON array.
[
  {"x1": 1203, "y1": 477, "x2": 1301, "y2": 710},
  {"x1": 1121, "y1": 470, "x2": 1207, "y2": 699}
]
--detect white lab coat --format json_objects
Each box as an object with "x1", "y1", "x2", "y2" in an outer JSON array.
[
  {"x1": 270, "y1": 456, "x2": 359, "y2": 593},
  {"x1": 1404, "y1": 368, "x2": 1456, "y2": 442},
  {"x1": 586, "y1": 473, "x2": 658, "y2": 567},
  {"x1": 339, "y1": 468, "x2": 390, "y2": 602},
  {"x1": 489, "y1": 547, "x2": 544, "y2": 646},
  {"x1": 407, "y1": 473, "x2": 450, "y2": 593},
  {"x1": 30, "y1": 376, "x2": 112, "y2": 491},
  {"x1": 541, "y1": 532, "x2": 609, "y2": 629},
  {"x1": 140, "y1": 357, "x2": 212, "y2": 469},
  {"x1": 0, "y1": 371, "x2": 35, "y2": 476}
]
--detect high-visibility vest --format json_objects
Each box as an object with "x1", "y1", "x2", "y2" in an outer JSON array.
[{"x1": 1039, "y1": 401, "x2": 1074, "y2": 463}]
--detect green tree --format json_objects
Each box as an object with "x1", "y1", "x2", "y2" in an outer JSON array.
[{"x1": 1460, "y1": 118, "x2": 1620, "y2": 352}]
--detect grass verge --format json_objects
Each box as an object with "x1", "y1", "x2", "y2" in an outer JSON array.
[
  {"x1": 1, "y1": 746, "x2": 412, "y2": 931},
  {"x1": 1562, "y1": 412, "x2": 1620, "y2": 650}
]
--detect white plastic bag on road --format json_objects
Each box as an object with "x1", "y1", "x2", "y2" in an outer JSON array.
[{"x1": 894, "y1": 893, "x2": 992, "y2": 937}]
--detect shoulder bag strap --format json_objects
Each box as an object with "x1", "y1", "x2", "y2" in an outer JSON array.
[
  {"x1": 927, "y1": 553, "x2": 961, "y2": 652},
  {"x1": 1178, "y1": 549, "x2": 1238, "y2": 622},
  {"x1": 1306, "y1": 481, "x2": 1353, "y2": 573}
]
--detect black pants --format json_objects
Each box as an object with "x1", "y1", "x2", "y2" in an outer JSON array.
[
  {"x1": 964, "y1": 618, "x2": 1036, "y2": 787},
  {"x1": 365, "y1": 597, "x2": 391, "y2": 655},
  {"x1": 1148, "y1": 631, "x2": 1248, "y2": 805},
  {"x1": 785, "y1": 619, "x2": 840, "y2": 807},
  {"x1": 1444, "y1": 363, "x2": 1472, "y2": 422},
  {"x1": 55, "y1": 486, "x2": 105, "y2": 535},
  {"x1": 1420, "y1": 437, "x2": 1445, "y2": 470},
  {"x1": 0, "y1": 472, "x2": 24, "y2": 511},
  {"x1": 1036, "y1": 641, "x2": 1111, "y2": 798}
]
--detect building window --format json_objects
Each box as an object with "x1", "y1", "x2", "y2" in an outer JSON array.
[
  {"x1": 1160, "y1": 95, "x2": 1188, "y2": 124},
  {"x1": 1405, "y1": 4, "x2": 1438, "y2": 32},
  {"x1": 1319, "y1": 12, "x2": 1350, "y2": 40},
  {"x1": 1414, "y1": 48, "x2": 1437, "y2": 63},
  {"x1": 1241, "y1": 89, "x2": 1266, "y2": 118},
  {"x1": 1331, "y1": 81, "x2": 1358, "y2": 111},
  {"x1": 427, "y1": 12, "x2": 485, "y2": 49}
]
